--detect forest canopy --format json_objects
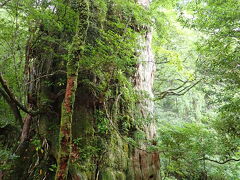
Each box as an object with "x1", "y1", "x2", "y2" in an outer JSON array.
[{"x1": 0, "y1": 0, "x2": 239, "y2": 179}]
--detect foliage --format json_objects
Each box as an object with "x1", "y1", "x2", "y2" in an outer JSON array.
[
  {"x1": 180, "y1": 0, "x2": 240, "y2": 158},
  {"x1": 158, "y1": 121, "x2": 240, "y2": 179},
  {"x1": 153, "y1": 0, "x2": 240, "y2": 179},
  {"x1": 0, "y1": 0, "x2": 239, "y2": 179}
]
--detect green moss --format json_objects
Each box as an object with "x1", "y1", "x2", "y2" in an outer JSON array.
[
  {"x1": 72, "y1": 105, "x2": 94, "y2": 138},
  {"x1": 100, "y1": 168, "x2": 116, "y2": 180},
  {"x1": 100, "y1": 169, "x2": 126, "y2": 180},
  {"x1": 69, "y1": 164, "x2": 90, "y2": 180},
  {"x1": 116, "y1": 171, "x2": 126, "y2": 180}
]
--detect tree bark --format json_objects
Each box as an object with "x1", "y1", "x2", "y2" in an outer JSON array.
[
  {"x1": 55, "y1": 1, "x2": 89, "y2": 179},
  {"x1": 132, "y1": 0, "x2": 160, "y2": 179}
]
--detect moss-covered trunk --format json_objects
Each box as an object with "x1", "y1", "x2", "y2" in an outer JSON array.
[
  {"x1": 3, "y1": 0, "x2": 160, "y2": 179},
  {"x1": 55, "y1": 74, "x2": 78, "y2": 179},
  {"x1": 55, "y1": 1, "x2": 89, "y2": 179}
]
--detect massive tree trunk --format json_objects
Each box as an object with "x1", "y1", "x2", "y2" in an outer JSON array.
[
  {"x1": 132, "y1": 0, "x2": 160, "y2": 179},
  {"x1": 4, "y1": 1, "x2": 160, "y2": 179}
]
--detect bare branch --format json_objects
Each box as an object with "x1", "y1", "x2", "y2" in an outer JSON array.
[
  {"x1": 166, "y1": 80, "x2": 189, "y2": 92},
  {"x1": 155, "y1": 79, "x2": 201, "y2": 100},
  {"x1": 200, "y1": 157, "x2": 240, "y2": 164},
  {"x1": 173, "y1": 80, "x2": 201, "y2": 95}
]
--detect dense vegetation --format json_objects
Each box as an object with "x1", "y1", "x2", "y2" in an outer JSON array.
[
  {"x1": 0, "y1": 0, "x2": 239, "y2": 179},
  {"x1": 155, "y1": 0, "x2": 240, "y2": 179}
]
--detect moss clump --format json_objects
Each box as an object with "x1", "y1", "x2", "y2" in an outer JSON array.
[{"x1": 100, "y1": 168, "x2": 116, "y2": 180}]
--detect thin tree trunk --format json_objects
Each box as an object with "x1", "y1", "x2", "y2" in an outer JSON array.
[
  {"x1": 55, "y1": 73, "x2": 79, "y2": 179},
  {"x1": 55, "y1": 1, "x2": 89, "y2": 179}
]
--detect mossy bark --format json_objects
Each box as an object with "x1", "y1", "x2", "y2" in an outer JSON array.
[
  {"x1": 55, "y1": 75, "x2": 78, "y2": 179},
  {"x1": 5, "y1": 0, "x2": 160, "y2": 179},
  {"x1": 55, "y1": 1, "x2": 89, "y2": 179},
  {"x1": 131, "y1": 0, "x2": 160, "y2": 179}
]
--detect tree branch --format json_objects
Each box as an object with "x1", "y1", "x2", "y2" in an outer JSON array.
[
  {"x1": 0, "y1": 88, "x2": 22, "y2": 126},
  {"x1": 166, "y1": 80, "x2": 189, "y2": 92},
  {"x1": 172, "y1": 80, "x2": 201, "y2": 95},
  {"x1": 200, "y1": 157, "x2": 240, "y2": 164},
  {"x1": 0, "y1": 73, "x2": 38, "y2": 115},
  {"x1": 155, "y1": 79, "x2": 201, "y2": 100}
]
